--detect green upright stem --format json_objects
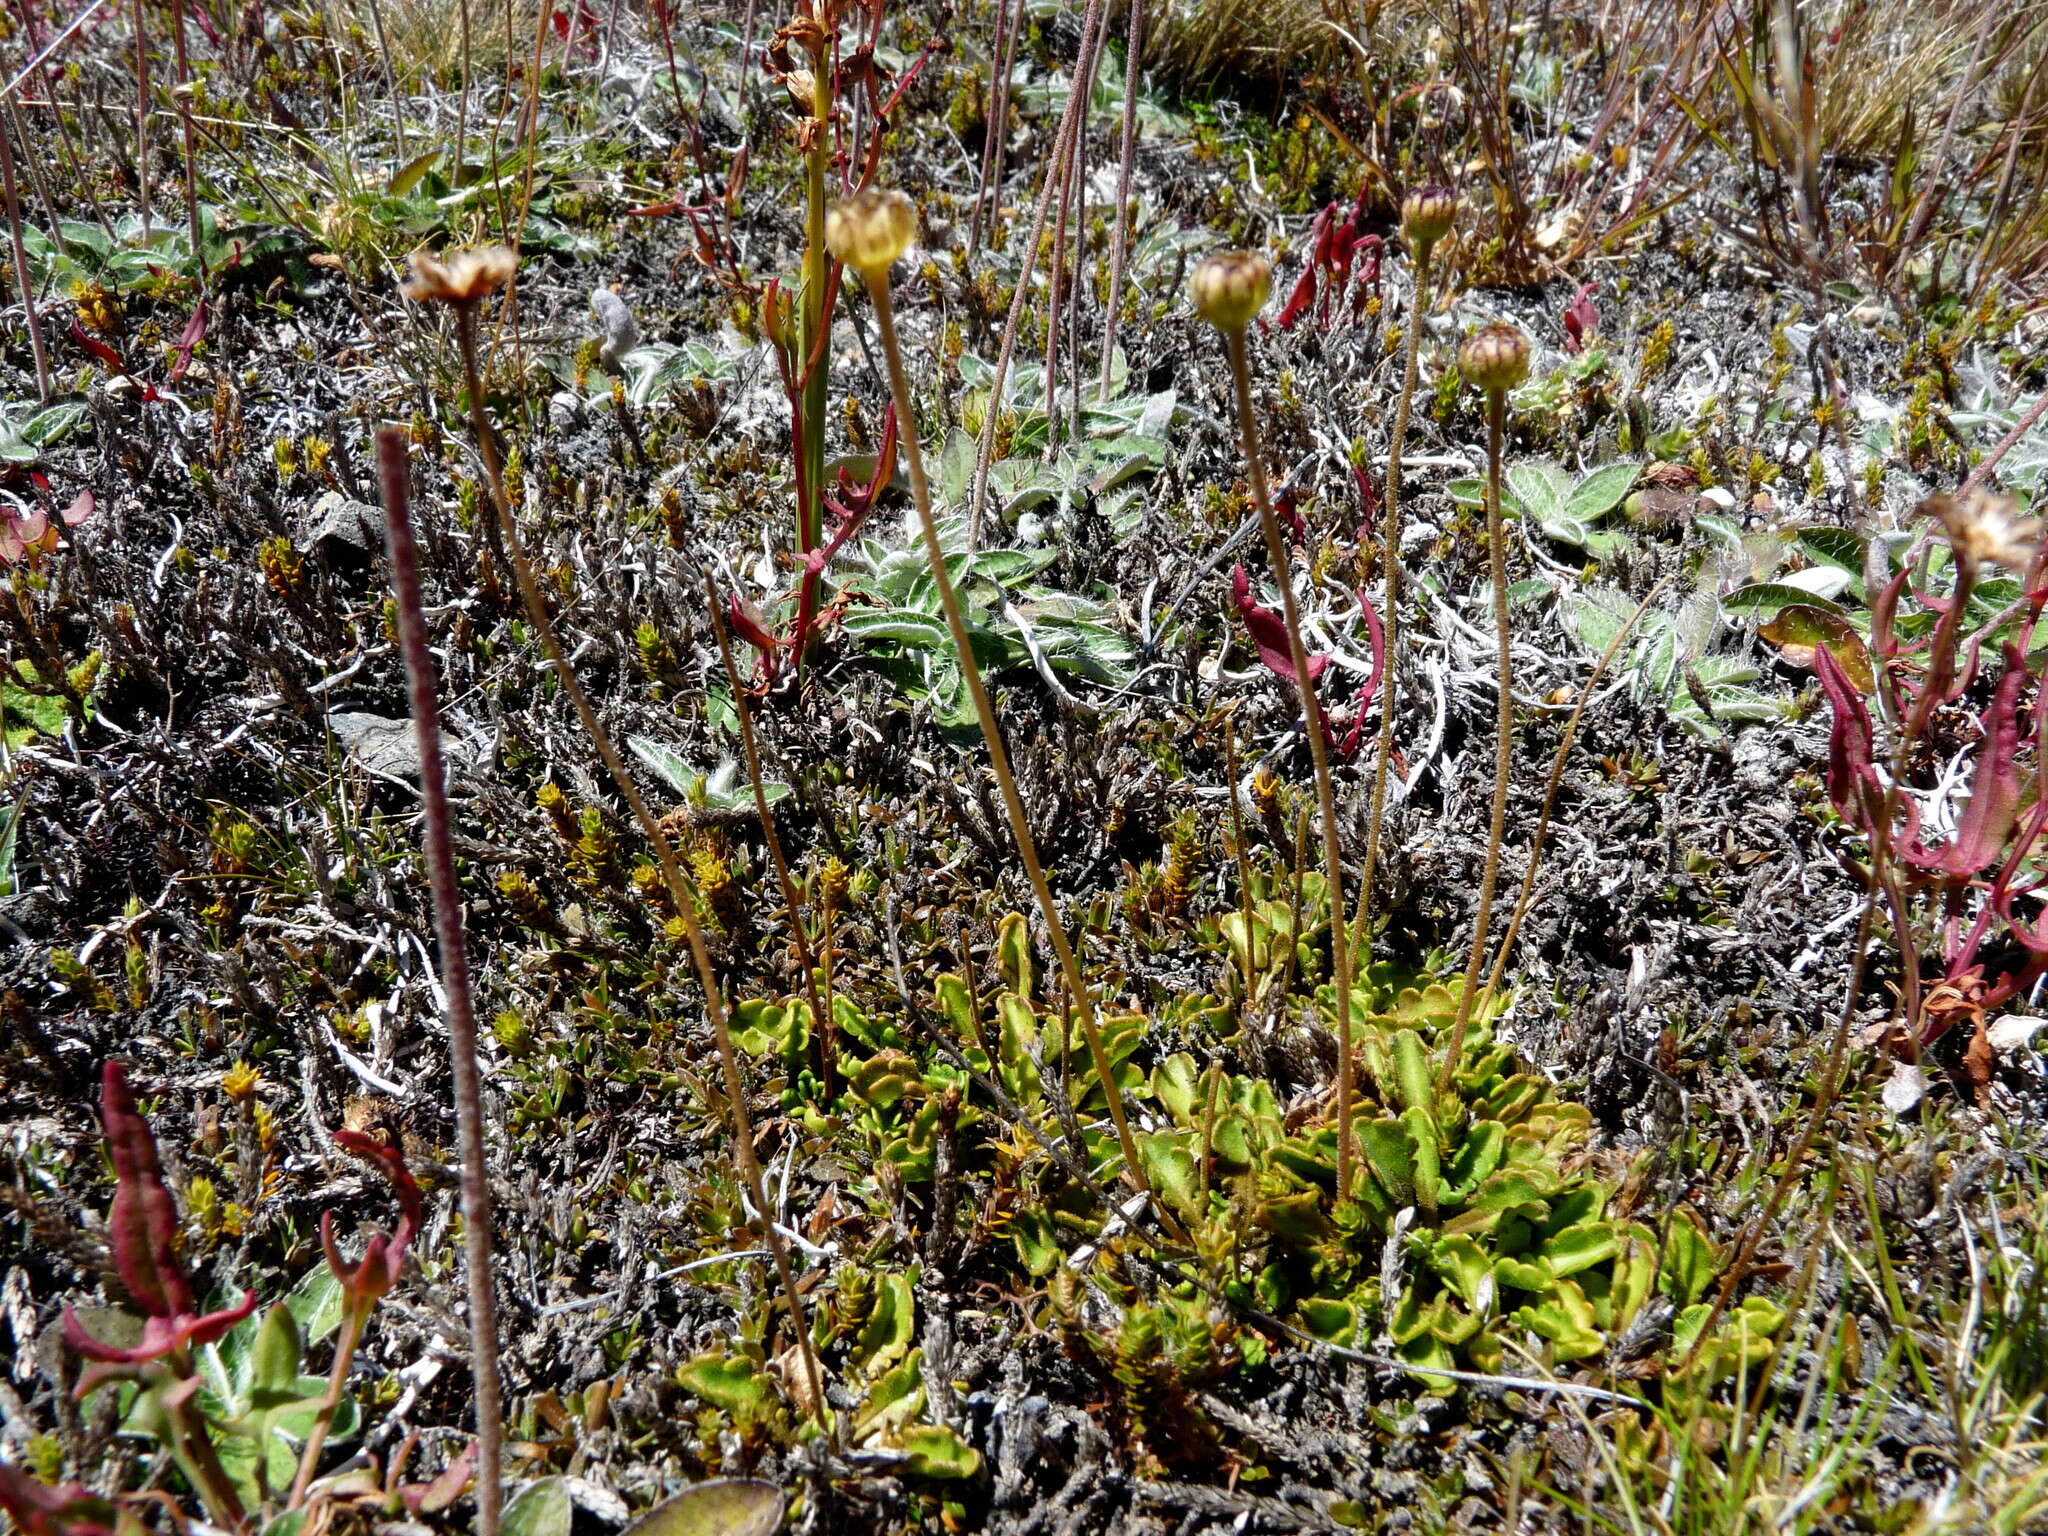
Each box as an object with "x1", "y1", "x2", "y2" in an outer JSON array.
[
  {"x1": 1224, "y1": 326, "x2": 1355, "y2": 1202},
  {"x1": 1441, "y1": 390, "x2": 1513, "y2": 1094},
  {"x1": 161, "y1": 1356, "x2": 247, "y2": 1532},
  {"x1": 798, "y1": 70, "x2": 834, "y2": 554},
  {"x1": 864, "y1": 271, "x2": 1149, "y2": 1195},
  {"x1": 1356, "y1": 241, "x2": 1432, "y2": 965},
  {"x1": 288, "y1": 1301, "x2": 368, "y2": 1508}
]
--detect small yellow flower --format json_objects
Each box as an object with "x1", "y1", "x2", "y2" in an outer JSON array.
[
  {"x1": 826, "y1": 189, "x2": 918, "y2": 277},
  {"x1": 1190, "y1": 251, "x2": 1271, "y2": 332},
  {"x1": 402, "y1": 245, "x2": 517, "y2": 307},
  {"x1": 221, "y1": 1060, "x2": 261, "y2": 1101}
]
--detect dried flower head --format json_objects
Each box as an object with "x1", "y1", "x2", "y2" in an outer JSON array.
[
  {"x1": 826, "y1": 189, "x2": 917, "y2": 277},
  {"x1": 1401, "y1": 185, "x2": 1457, "y2": 250},
  {"x1": 1931, "y1": 489, "x2": 2041, "y2": 576},
  {"x1": 402, "y1": 245, "x2": 517, "y2": 307},
  {"x1": 1459, "y1": 320, "x2": 1531, "y2": 394},
  {"x1": 1191, "y1": 251, "x2": 1271, "y2": 333}
]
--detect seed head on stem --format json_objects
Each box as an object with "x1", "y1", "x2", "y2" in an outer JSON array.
[
  {"x1": 1192, "y1": 249, "x2": 1358, "y2": 1204},
  {"x1": 1399, "y1": 185, "x2": 1457, "y2": 253},
  {"x1": 1357, "y1": 186, "x2": 1461, "y2": 984},
  {"x1": 838, "y1": 190, "x2": 1152, "y2": 1204},
  {"x1": 403, "y1": 241, "x2": 828, "y2": 1436},
  {"x1": 826, "y1": 188, "x2": 917, "y2": 277},
  {"x1": 1439, "y1": 318, "x2": 1531, "y2": 1097}
]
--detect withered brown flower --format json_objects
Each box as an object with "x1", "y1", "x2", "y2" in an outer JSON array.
[{"x1": 402, "y1": 245, "x2": 517, "y2": 308}]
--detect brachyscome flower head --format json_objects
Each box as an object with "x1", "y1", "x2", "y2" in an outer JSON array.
[
  {"x1": 1400, "y1": 185, "x2": 1457, "y2": 250},
  {"x1": 1190, "y1": 251, "x2": 1271, "y2": 332},
  {"x1": 826, "y1": 189, "x2": 917, "y2": 277},
  {"x1": 402, "y1": 245, "x2": 517, "y2": 307},
  {"x1": 1459, "y1": 320, "x2": 1531, "y2": 394}
]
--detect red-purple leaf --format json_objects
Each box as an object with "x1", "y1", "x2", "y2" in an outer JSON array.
[
  {"x1": 1231, "y1": 564, "x2": 1327, "y2": 686},
  {"x1": 1813, "y1": 643, "x2": 1878, "y2": 828},
  {"x1": 1562, "y1": 282, "x2": 1598, "y2": 353},
  {"x1": 98, "y1": 1062, "x2": 192, "y2": 1322},
  {"x1": 61, "y1": 489, "x2": 95, "y2": 527},
  {"x1": 68, "y1": 319, "x2": 124, "y2": 374},
  {"x1": 1937, "y1": 646, "x2": 2027, "y2": 877},
  {"x1": 0, "y1": 1465, "x2": 120, "y2": 1536},
  {"x1": 169, "y1": 299, "x2": 209, "y2": 380},
  {"x1": 1337, "y1": 591, "x2": 1386, "y2": 757},
  {"x1": 324, "y1": 1129, "x2": 423, "y2": 1303}
]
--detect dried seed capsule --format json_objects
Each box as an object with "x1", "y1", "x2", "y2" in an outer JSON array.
[
  {"x1": 1400, "y1": 185, "x2": 1457, "y2": 250},
  {"x1": 1459, "y1": 321, "x2": 1531, "y2": 394},
  {"x1": 1190, "y1": 251, "x2": 1271, "y2": 332},
  {"x1": 826, "y1": 189, "x2": 918, "y2": 277}
]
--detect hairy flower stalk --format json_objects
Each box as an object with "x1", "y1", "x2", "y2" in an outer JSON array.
[
  {"x1": 1193, "y1": 250, "x2": 1357, "y2": 1202},
  {"x1": 1440, "y1": 320, "x2": 1530, "y2": 1094},
  {"x1": 374, "y1": 425, "x2": 504, "y2": 1536},
  {"x1": 832, "y1": 189, "x2": 1149, "y2": 1195},
  {"x1": 1358, "y1": 188, "x2": 1455, "y2": 958},
  {"x1": 403, "y1": 250, "x2": 826, "y2": 1434}
]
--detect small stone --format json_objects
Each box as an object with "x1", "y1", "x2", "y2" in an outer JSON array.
[
  {"x1": 1881, "y1": 1059, "x2": 1926, "y2": 1115},
  {"x1": 327, "y1": 712, "x2": 471, "y2": 780},
  {"x1": 297, "y1": 491, "x2": 380, "y2": 558}
]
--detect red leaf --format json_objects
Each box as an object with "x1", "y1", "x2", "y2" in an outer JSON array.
[
  {"x1": 99, "y1": 1062, "x2": 192, "y2": 1322},
  {"x1": 325, "y1": 1129, "x2": 423, "y2": 1303},
  {"x1": 1562, "y1": 282, "x2": 1598, "y2": 353},
  {"x1": 69, "y1": 319, "x2": 124, "y2": 373},
  {"x1": 1337, "y1": 591, "x2": 1386, "y2": 757},
  {"x1": 1352, "y1": 464, "x2": 1380, "y2": 542},
  {"x1": 169, "y1": 299, "x2": 209, "y2": 379},
  {"x1": 1813, "y1": 643, "x2": 1878, "y2": 829},
  {"x1": 1935, "y1": 647, "x2": 2027, "y2": 877},
  {"x1": 1232, "y1": 564, "x2": 1327, "y2": 686},
  {"x1": 61, "y1": 489, "x2": 95, "y2": 527},
  {"x1": 0, "y1": 1465, "x2": 120, "y2": 1536},
  {"x1": 727, "y1": 594, "x2": 781, "y2": 652}
]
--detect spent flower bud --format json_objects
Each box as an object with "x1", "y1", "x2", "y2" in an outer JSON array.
[
  {"x1": 1190, "y1": 251, "x2": 1271, "y2": 332},
  {"x1": 826, "y1": 189, "x2": 917, "y2": 277},
  {"x1": 402, "y1": 245, "x2": 517, "y2": 308},
  {"x1": 1459, "y1": 321, "x2": 1531, "y2": 394},
  {"x1": 1400, "y1": 185, "x2": 1457, "y2": 250}
]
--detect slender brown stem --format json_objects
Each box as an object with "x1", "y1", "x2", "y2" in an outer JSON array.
[
  {"x1": 0, "y1": 108, "x2": 50, "y2": 403},
  {"x1": 442, "y1": 315, "x2": 826, "y2": 1428},
  {"x1": 1681, "y1": 891, "x2": 1875, "y2": 1370},
  {"x1": 1356, "y1": 241, "x2": 1432, "y2": 955},
  {"x1": 1962, "y1": 387, "x2": 2048, "y2": 496},
  {"x1": 1440, "y1": 388, "x2": 1513, "y2": 1095},
  {"x1": 1484, "y1": 577, "x2": 1672, "y2": 1001},
  {"x1": 864, "y1": 269, "x2": 1147, "y2": 1194},
  {"x1": 167, "y1": 0, "x2": 201, "y2": 282},
  {"x1": 375, "y1": 429, "x2": 504, "y2": 1536},
  {"x1": 287, "y1": 1301, "x2": 368, "y2": 1508},
  {"x1": 1223, "y1": 325, "x2": 1354, "y2": 1200},
  {"x1": 969, "y1": 0, "x2": 1024, "y2": 257},
  {"x1": 705, "y1": 578, "x2": 829, "y2": 1089},
  {"x1": 130, "y1": 0, "x2": 151, "y2": 239},
  {"x1": 966, "y1": 0, "x2": 1106, "y2": 549},
  {"x1": 453, "y1": 0, "x2": 472, "y2": 181},
  {"x1": 798, "y1": 45, "x2": 835, "y2": 553},
  {"x1": 1097, "y1": 0, "x2": 1144, "y2": 400}
]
